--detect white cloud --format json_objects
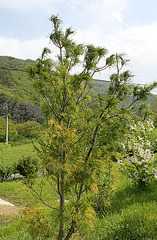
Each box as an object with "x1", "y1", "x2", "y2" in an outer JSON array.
[
  {"x1": 65, "y1": 0, "x2": 83, "y2": 9},
  {"x1": 72, "y1": 0, "x2": 128, "y2": 48},
  {"x1": 82, "y1": 0, "x2": 127, "y2": 25},
  {"x1": 0, "y1": 0, "x2": 55, "y2": 11},
  {"x1": 0, "y1": 0, "x2": 85, "y2": 12},
  {"x1": 0, "y1": 0, "x2": 128, "y2": 21},
  {"x1": 113, "y1": 11, "x2": 123, "y2": 23},
  {"x1": 0, "y1": 36, "x2": 49, "y2": 60},
  {"x1": 106, "y1": 22, "x2": 157, "y2": 57},
  {"x1": 104, "y1": 22, "x2": 157, "y2": 84},
  {"x1": 75, "y1": 20, "x2": 157, "y2": 85},
  {"x1": 1, "y1": 20, "x2": 157, "y2": 84},
  {"x1": 0, "y1": 0, "x2": 157, "y2": 87},
  {"x1": 73, "y1": 0, "x2": 127, "y2": 44}
]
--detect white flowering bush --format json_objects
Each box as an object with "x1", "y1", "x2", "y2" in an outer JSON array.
[{"x1": 118, "y1": 119, "x2": 157, "y2": 188}]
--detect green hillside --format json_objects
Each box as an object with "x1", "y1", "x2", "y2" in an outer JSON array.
[
  {"x1": 0, "y1": 56, "x2": 111, "y2": 104},
  {"x1": 0, "y1": 56, "x2": 112, "y2": 123},
  {"x1": 0, "y1": 56, "x2": 35, "y2": 104},
  {"x1": 0, "y1": 56, "x2": 156, "y2": 107},
  {"x1": 92, "y1": 79, "x2": 110, "y2": 95}
]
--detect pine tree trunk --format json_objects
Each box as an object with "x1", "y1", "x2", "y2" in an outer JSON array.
[
  {"x1": 57, "y1": 149, "x2": 65, "y2": 240},
  {"x1": 57, "y1": 173, "x2": 65, "y2": 240},
  {"x1": 64, "y1": 220, "x2": 76, "y2": 240}
]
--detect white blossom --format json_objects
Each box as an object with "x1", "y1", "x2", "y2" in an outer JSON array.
[{"x1": 118, "y1": 118, "x2": 156, "y2": 187}]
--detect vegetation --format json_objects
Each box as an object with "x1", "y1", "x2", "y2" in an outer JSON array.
[
  {"x1": 0, "y1": 56, "x2": 35, "y2": 104},
  {"x1": 0, "y1": 159, "x2": 157, "y2": 239},
  {"x1": 0, "y1": 117, "x2": 18, "y2": 142},
  {"x1": 0, "y1": 117, "x2": 40, "y2": 143},
  {"x1": 0, "y1": 56, "x2": 113, "y2": 104},
  {"x1": 150, "y1": 95, "x2": 157, "y2": 127},
  {"x1": 0, "y1": 57, "x2": 43, "y2": 123},
  {"x1": 16, "y1": 121, "x2": 40, "y2": 139},
  {"x1": 118, "y1": 118, "x2": 157, "y2": 188},
  {"x1": 0, "y1": 142, "x2": 38, "y2": 167},
  {"x1": 25, "y1": 14, "x2": 157, "y2": 240},
  {"x1": 15, "y1": 156, "x2": 39, "y2": 178},
  {"x1": 0, "y1": 142, "x2": 39, "y2": 180},
  {"x1": 0, "y1": 14, "x2": 157, "y2": 240}
]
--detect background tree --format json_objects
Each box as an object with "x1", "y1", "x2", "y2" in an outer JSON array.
[
  {"x1": 0, "y1": 116, "x2": 18, "y2": 142},
  {"x1": 27, "y1": 14, "x2": 157, "y2": 240},
  {"x1": 150, "y1": 95, "x2": 157, "y2": 127}
]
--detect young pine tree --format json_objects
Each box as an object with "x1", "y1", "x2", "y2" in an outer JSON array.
[{"x1": 27, "y1": 15, "x2": 157, "y2": 240}]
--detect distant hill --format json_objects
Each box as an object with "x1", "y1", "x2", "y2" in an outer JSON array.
[
  {"x1": 0, "y1": 56, "x2": 111, "y2": 103},
  {"x1": 92, "y1": 79, "x2": 110, "y2": 95},
  {"x1": 0, "y1": 56, "x2": 35, "y2": 104},
  {"x1": 0, "y1": 56, "x2": 42, "y2": 122}
]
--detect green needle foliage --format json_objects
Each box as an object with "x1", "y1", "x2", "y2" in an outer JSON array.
[{"x1": 25, "y1": 14, "x2": 157, "y2": 240}]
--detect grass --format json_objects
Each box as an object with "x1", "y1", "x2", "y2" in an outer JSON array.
[
  {"x1": 85, "y1": 161, "x2": 157, "y2": 240},
  {"x1": 87, "y1": 199, "x2": 157, "y2": 239},
  {"x1": 0, "y1": 177, "x2": 59, "y2": 208},
  {"x1": 0, "y1": 216, "x2": 32, "y2": 240},
  {"x1": 0, "y1": 141, "x2": 39, "y2": 167},
  {"x1": 0, "y1": 143, "x2": 157, "y2": 239},
  {"x1": 0, "y1": 141, "x2": 58, "y2": 209}
]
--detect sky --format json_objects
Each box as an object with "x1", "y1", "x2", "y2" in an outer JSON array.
[{"x1": 0, "y1": 0, "x2": 157, "y2": 93}]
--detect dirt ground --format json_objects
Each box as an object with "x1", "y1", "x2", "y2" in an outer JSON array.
[
  {"x1": 0, "y1": 205, "x2": 24, "y2": 216},
  {"x1": 0, "y1": 204, "x2": 25, "y2": 225}
]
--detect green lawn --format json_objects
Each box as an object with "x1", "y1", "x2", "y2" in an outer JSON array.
[
  {"x1": 86, "y1": 179, "x2": 157, "y2": 240},
  {"x1": 0, "y1": 141, "x2": 39, "y2": 167}
]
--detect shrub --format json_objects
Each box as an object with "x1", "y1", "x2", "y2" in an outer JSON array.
[
  {"x1": 15, "y1": 156, "x2": 39, "y2": 177},
  {"x1": 16, "y1": 121, "x2": 40, "y2": 139},
  {"x1": 22, "y1": 208, "x2": 52, "y2": 240},
  {"x1": 118, "y1": 119, "x2": 157, "y2": 189},
  {"x1": 150, "y1": 128, "x2": 157, "y2": 153},
  {"x1": 0, "y1": 161, "x2": 13, "y2": 181},
  {"x1": 91, "y1": 170, "x2": 115, "y2": 217}
]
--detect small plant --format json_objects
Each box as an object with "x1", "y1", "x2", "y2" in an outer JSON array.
[
  {"x1": 22, "y1": 207, "x2": 52, "y2": 240},
  {"x1": 0, "y1": 161, "x2": 13, "y2": 181},
  {"x1": 90, "y1": 158, "x2": 116, "y2": 217},
  {"x1": 15, "y1": 156, "x2": 39, "y2": 177},
  {"x1": 91, "y1": 174, "x2": 113, "y2": 217},
  {"x1": 118, "y1": 119, "x2": 157, "y2": 189}
]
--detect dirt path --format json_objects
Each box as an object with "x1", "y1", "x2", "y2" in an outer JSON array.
[
  {"x1": 0, "y1": 205, "x2": 24, "y2": 216},
  {"x1": 0, "y1": 198, "x2": 24, "y2": 216}
]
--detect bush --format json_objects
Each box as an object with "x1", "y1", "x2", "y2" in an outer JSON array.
[
  {"x1": 91, "y1": 171, "x2": 115, "y2": 217},
  {"x1": 16, "y1": 121, "x2": 40, "y2": 139},
  {"x1": 118, "y1": 119, "x2": 157, "y2": 189},
  {"x1": 15, "y1": 156, "x2": 39, "y2": 177},
  {"x1": 0, "y1": 161, "x2": 13, "y2": 181},
  {"x1": 150, "y1": 128, "x2": 157, "y2": 153},
  {"x1": 22, "y1": 208, "x2": 52, "y2": 240}
]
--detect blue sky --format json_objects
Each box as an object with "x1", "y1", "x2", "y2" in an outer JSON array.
[{"x1": 0, "y1": 0, "x2": 157, "y2": 93}]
